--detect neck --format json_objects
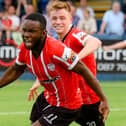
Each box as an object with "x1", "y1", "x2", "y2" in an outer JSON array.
[
  {"x1": 114, "y1": 11, "x2": 119, "y2": 14},
  {"x1": 58, "y1": 33, "x2": 66, "y2": 40},
  {"x1": 58, "y1": 25, "x2": 72, "y2": 40},
  {"x1": 32, "y1": 36, "x2": 46, "y2": 59}
]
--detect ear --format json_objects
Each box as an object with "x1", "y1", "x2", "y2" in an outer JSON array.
[{"x1": 41, "y1": 30, "x2": 47, "y2": 36}]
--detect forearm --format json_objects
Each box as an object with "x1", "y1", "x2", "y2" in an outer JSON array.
[
  {"x1": 32, "y1": 79, "x2": 41, "y2": 89},
  {"x1": 107, "y1": 41, "x2": 126, "y2": 50},
  {"x1": 78, "y1": 37, "x2": 101, "y2": 59},
  {"x1": 99, "y1": 22, "x2": 106, "y2": 33},
  {"x1": 22, "y1": 0, "x2": 28, "y2": 12},
  {"x1": 72, "y1": 61, "x2": 107, "y2": 101},
  {"x1": 16, "y1": 4, "x2": 21, "y2": 16},
  {"x1": 0, "y1": 64, "x2": 25, "y2": 88}
]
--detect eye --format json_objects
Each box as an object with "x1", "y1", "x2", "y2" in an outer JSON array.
[
  {"x1": 60, "y1": 17, "x2": 65, "y2": 20},
  {"x1": 52, "y1": 17, "x2": 57, "y2": 20}
]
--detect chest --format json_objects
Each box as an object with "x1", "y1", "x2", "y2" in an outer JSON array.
[
  {"x1": 64, "y1": 33, "x2": 83, "y2": 53},
  {"x1": 25, "y1": 50, "x2": 58, "y2": 80}
]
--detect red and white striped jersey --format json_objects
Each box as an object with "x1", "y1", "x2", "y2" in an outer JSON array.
[
  {"x1": 16, "y1": 36, "x2": 82, "y2": 109},
  {"x1": 62, "y1": 27, "x2": 100, "y2": 104}
]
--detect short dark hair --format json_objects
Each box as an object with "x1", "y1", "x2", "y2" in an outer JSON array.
[{"x1": 25, "y1": 13, "x2": 47, "y2": 30}]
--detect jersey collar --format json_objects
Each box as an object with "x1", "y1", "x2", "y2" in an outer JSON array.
[{"x1": 62, "y1": 24, "x2": 74, "y2": 43}]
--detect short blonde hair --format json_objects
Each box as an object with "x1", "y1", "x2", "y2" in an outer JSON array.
[{"x1": 48, "y1": 0, "x2": 71, "y2": 13}]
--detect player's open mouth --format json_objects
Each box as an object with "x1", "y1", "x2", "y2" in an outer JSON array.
[{"x1": 25, "y1": 40, "x2": 32, "y2": 46}]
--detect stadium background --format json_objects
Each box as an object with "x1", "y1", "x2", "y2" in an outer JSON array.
[
  {"x1": 0, "y1": 0, "x2": 126, "y2": 81},
  {"x1": 0, "y1": 0, "x2": 126, "y2": 126}
]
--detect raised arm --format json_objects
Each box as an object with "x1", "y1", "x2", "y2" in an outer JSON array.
[
  {"x1": 72, "y1": 60, "x2": 109, "y2": 122},
  {"x1": 0, "y1": 63, "x2": 26, "y2": 88},
  {"x1": 78, "y1": 36, "x2": 102, "y2": 59},
  {"x1": 28, "y1": 79, "x2": 40, "y2": 101},
  {"x1": 98, "y1": 21, "x2": 107, "y2": 34}
]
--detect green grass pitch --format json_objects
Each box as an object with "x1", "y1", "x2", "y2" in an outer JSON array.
[{"x1": 0, "y1": 80, "x2": 126, "y2": 126}]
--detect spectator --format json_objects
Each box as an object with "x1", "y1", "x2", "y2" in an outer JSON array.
[
  {"x1": 20, "y1": 4, "x2": 35, "y2": 24},
  {"x1": 70, "y1": 2, "x2": 80, "y2": 27},
  {"x1": 96, "y1": 1, "x2": 125, "y2": 40},
  {"x1": 0, "y1": 0, "x2": 16, "y2": 12},
  {"x1": 6, "y1": 5, "x2": 20, "y2": 45},
  {"x1": 43, "y1": 1, "x2": 58, "y2": 38},
  {"x1": 3, "y1": 0, "x2": 14, "y2": 11},
  {"x1": 0, "y1": 0, "x2": 16, "y2": 22},
  {"x1": 75, "y1": 0, "x2": 95, "y2": 20},
  {"x1": 77, "y1": 8, "x2": 97, "y2": 34},
  {"x1": 37, "y1": 0, "x2": 49, "y2": 14},
  {"x1": 8, "y1": 6, "x2": 20, "y2": 33},
  {"x1": 0, "y1": 11, "x2": 12, "y2": 44},
  {"x1": 16, "y1": 0, "x2": 31, "y2": 18}
]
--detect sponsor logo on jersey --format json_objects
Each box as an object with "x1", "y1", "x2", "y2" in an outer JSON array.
[{"x1": 40, "y1": 76, "x2": 59, "y2": 84}]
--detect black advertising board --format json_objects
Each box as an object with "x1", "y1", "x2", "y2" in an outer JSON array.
[
  {"x1": 0, "y1": 44, "x2": 18, "y2": 70},
  {"x1": 0, "y1": 40, "x2": 126, "y2": 74},
  {"x1": 95, "y1": 47, "x2": 126, "y2": 73}
]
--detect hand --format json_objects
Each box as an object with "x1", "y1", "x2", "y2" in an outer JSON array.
[
  {"x1": 102, "y1": 46, "x2": 110, "y2": 51},
  {"x1": 21, "y1": 0, "x2": 27, "y2": 6},
  {"x1": 17, "y1": 0, "x2": 22, "y2": 5},
  {"x1": 98, "y1": 31, "x2": 104, "y2": 35},
  {"x1": 28, "y1": 88, "x2": 38, "y2": 101},
  {"x1": 28, "y1": 80, "x2": 41, "y2": 101},
  {"x1": 99, "y1": 99, "x2": 110, "y2": 123}
]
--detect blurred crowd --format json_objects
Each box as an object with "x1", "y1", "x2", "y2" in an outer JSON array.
[{"x1": 0, "y1": 0, "x2": 126, "y2": 46}]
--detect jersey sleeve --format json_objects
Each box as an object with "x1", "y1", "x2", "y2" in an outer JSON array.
[
  {"x1": 52, "y1": 41, "x2": 79, "y2": 70},
  {"x1": 72, "y1": 31, "x2": 91, "y2": 46},
  {"x1": 15, "y1": 43, "x2": 26, "y2": 66}
]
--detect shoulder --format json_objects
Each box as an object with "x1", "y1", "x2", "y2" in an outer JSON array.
[
  {"x1": 46, "y1": 36, "x2": 65, "y2": 54},
  {"x1": 71, "y1": 28, "x2": 88, "y2": 39},
  {"x1": 18, "y1": 42, "x2": 25, "y2": 49},
  {"x1": 18, "y1": 42, "x2": 27, "y2": 53},
  {"x1": 104, "y1": 10, "x2": 112, "y2": 15},
  {"x1": 46, "y1": 36, "x2": 63, "y2": 47},
  {"x1": 70, "y1": 28, "x2": 90, "y2": 45},
  {"x1": 119, "y1": 11, "x2": 124, "y2": 17}
]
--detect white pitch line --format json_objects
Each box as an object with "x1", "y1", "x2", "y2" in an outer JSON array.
[
  {"x1": 101, "y1": 84, "x2": 126, "y2": 87},
  {"x1": 0, "y1": 108, "x2": 126, "y2": 115},
  {"x1": 0, "y1": 112, "x2": 29, "y2": 115},
  {"x1": 111, "y1": 108, "x2": 126, "y2": 111}
]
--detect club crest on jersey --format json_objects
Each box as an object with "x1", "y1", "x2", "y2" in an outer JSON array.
[
  {"x1": 64, "y1": 50, "x2": 76, "y2": 63},
  {"x1": 69, "y1": 51, "x2": 76, "y2": 62},
  {"x1": 62, "y1": 47, "x2": 77, "y2": 63},
  {"x1": 47, "y1": 63, "x2": 55, "y2": 71},
  {"x1": 64, "y1": 53, "x2": 70, "y2": 60}
]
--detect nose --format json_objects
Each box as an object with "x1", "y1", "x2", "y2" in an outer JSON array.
[
  {"x1": 55, "y1": 18, "x2": 62, "y2": 24},
  {"x1": 23, "y1": 31, "x2": 30, "y2": 38},
  {"x1": 23, "y1": 31, "x2": 29, "y2": 36}
]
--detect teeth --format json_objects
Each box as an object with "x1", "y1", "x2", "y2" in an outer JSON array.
[
  {"x1": 25, "y1": 40, "x2": 30, "y2": 42},
  {"x1": 55, "y1": 26, "x2": 62, "y2": 29}
]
